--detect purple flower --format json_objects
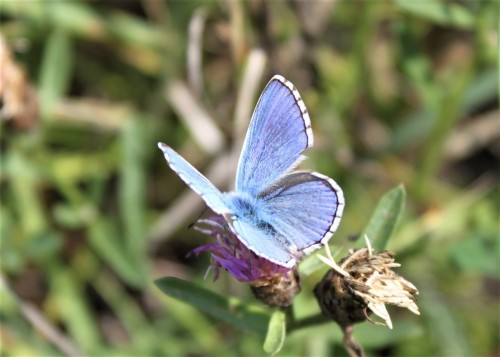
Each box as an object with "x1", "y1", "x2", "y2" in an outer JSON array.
[
  {"x1": 191, "y1": 216, "x2": 301, "y2": 307},
  {"x1": 192, "y1": 216, "x2": 294, "y2": 283}
]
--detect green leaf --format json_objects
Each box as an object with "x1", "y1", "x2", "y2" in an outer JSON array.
[
  {"x1": 92, "y1": 271, "x2": 157, "y2": 352},
  {"x1": 388, "y1": 68, "x2": 498, "y2": 153},
  {"x1": 50, "y1": 267, "x2": 101, "y2": 354},
  {"x1": 359, "y1": 185, "x2": 406, "y2": 251},
  {"x1": 263, "y1": 310, "x2": 286, "y2": 355},
  {"x1": 155, "y1": 277, "x2": 270, "y2": 335},
  {"x1": 88, "y1": 219, "x2": 145, "y2": 287},
  {"x1": 120, "y1": 118, "x2": 147, "y2": 272},
  {"x1": 396, "y1": 21, "x2": 437, "y2": 112},
  {"x1": 6, "y1": 150, "x2": 47, "y2": 236},
  {"x1": 45, "y1": 2, "x2": 106, "y2": 40},
  {"x1": 38, "y1": 27, "x2": 73, "y2": 119},
  {"x1": 107, "y1": 11, "x2": 168, "y2": 48},
  {"x1": 395, "y1": 0, "x2": 475, "y2": 29},
  {"x1": 299, "y1": 246, "x2": 345, "y2": 278}
]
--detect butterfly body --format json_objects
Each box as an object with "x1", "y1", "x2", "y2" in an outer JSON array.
[
  {"x1": 223, "y1": 191, "x2": 300, "y2": 255},
  {"x1": 159, "y1": 75, "x2": 344, "y2": 268},
  {"x1": 223, "y1": 191, "x2": 261, "y2": 219}
]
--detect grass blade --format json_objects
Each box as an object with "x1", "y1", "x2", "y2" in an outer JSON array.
[
  {"x1": 395, "y1": 0, "x2": 475, "y2": 29},
  {"x1": 38, "y1": 27, "x2": 73, "y2": 119},
  {"x1": 120, "y1": 117, "x2": 147, "y2": 272},
  {"x1": 155, "y1": 277, "x2": 270, "y2": 335}
]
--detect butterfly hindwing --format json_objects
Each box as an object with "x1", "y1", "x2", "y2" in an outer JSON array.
[
  {"x1": 260, "y1": 171, "x2": 344, "y2": 254},
  {"x1": 235, "y1": 75, "x2": 313, "y2": 197},
  {"x1": 158, "y1": 143, "x2": 229, "y2": 214}
]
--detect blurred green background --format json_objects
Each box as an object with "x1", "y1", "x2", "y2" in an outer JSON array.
[{"x1": 1, "y1": 1, "x2": 498, "y2": 356}]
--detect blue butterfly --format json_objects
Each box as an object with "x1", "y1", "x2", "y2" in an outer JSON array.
[{"x1": 158, "y1": 75, "x2": 344, "y2": 268}]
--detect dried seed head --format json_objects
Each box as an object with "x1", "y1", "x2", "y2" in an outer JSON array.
[
  {"x1": 314, "y1": 268, "x2": 368, "y2": 326},
  {"x1": 315, "y1": 237, "x2": 419, "y2": 329}
]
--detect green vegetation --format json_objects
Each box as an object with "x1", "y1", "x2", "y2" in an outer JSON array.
[{"x1": 1, "y1": 1, "x2": 498, "y2": 356}]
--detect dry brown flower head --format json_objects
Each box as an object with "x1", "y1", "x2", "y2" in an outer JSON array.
[{"x1": 315, "y1": 236, "x2": 419, "y2": 329}]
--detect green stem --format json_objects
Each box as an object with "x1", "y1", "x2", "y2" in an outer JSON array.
[{"x1": 287, "y1": 313, "x2": 330, "y2": 333}]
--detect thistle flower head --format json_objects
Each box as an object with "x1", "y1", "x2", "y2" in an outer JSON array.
[
  {"x1": 192, "y1": 216, "x2": 300, "y2": 306},
  {"x1": 314, "y1": 236, "x2": 419, "y2": 329}
]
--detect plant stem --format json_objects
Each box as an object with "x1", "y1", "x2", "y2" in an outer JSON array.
[
  {"x1": 287, "y1": 313, "x2": 330, "y2": 332},
  {"x1": 343, "y1": 325, "x2": 365, "y2": 357}
]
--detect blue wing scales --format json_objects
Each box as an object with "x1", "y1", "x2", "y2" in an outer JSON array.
[
  {"x1": 158, "y1": 143, "x2": 229, "y2": 214},
  {"x1": 261, "y1": 171, "x2": 344, "y2": 254},
  {"x1": 235, "y1": 75, "x2": 313, "y2": 196},
  {"x1": 229, "y1": 218, "x2": 299, "y2": 268}
]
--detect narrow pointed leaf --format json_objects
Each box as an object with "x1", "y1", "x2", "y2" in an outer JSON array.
[
  {"x1": 88, "y1": 219, "x2": 144, "y2": 287},
  {"x1": 38, "y1": 27, "x2": 73, "y2": 119},
  {"x1": 395, "y1": 0, "x2": 475, "y2": 29},
  {"x1": 155, "y1": 277, "x2": 269, "y2": 335},
  {"x1": 120, "y1": 117, "x2": 147, "y2": 272},
  {"x1": 359, "y1": 185, "x2": 406, "y2": 251}
]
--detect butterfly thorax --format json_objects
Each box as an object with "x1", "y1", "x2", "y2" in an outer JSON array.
[{"x1": 223, "y1": 192, "x2": 270, "y2": 228}]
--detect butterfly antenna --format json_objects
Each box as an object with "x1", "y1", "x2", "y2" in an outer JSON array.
[{"x1": 187, "y1": 206, "x2": 208, "y2": 229}]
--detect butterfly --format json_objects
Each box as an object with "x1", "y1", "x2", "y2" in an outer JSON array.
[{"x1": 158, "y1": 75, "x2": 344, "y2": 268}]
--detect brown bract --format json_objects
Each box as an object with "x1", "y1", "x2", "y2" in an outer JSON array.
[{"x1": 250, "y1": 269, "x2": 301, "y2": 308}]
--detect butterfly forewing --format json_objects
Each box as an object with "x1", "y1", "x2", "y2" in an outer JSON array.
[
  {"x1": 235, "y1": 75, "x2": 313, "y2": 197},
  {"x1": 158, "y1": 143, "x2": 229, "y2": 214}
]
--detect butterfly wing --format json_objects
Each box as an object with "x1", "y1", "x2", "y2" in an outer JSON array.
[
  {"x1": 260, "y1": 171, "x2": 344, "y2": 254},
  {"x1": 235, "y1": 75, "x2": 313, "y2": 197},
  {"x1": 229, "y1": 217, "x2": 299, "y2": 268},
  {"x1": 158, "y1": 142, "x2": 229, "y2": 214}
]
